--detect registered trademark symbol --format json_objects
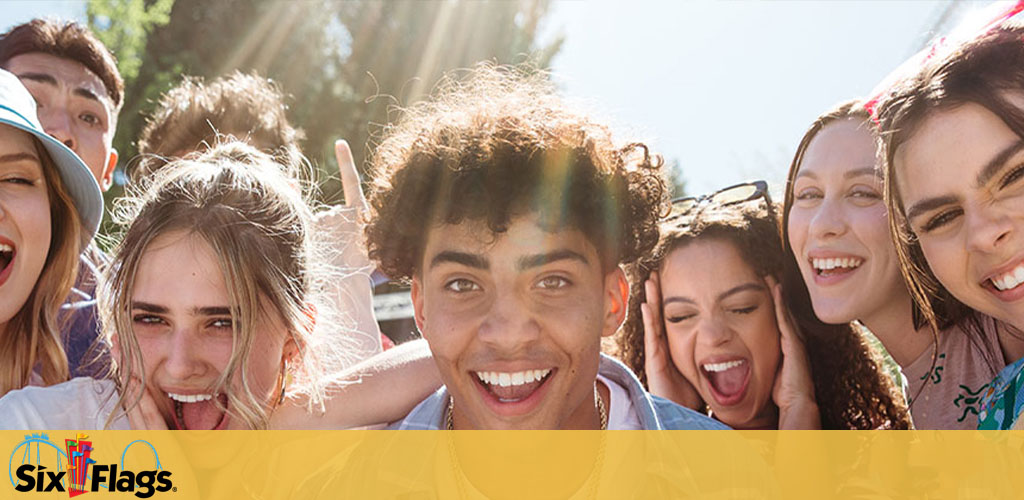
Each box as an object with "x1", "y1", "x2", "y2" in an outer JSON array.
[{"x1": 172, "y1": 487, "x2": 178, "y2": 492}]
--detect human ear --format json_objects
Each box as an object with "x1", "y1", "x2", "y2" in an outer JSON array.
[
  {"x1": 100, "y1": 148, "x2": 118, "y2": 191},
  {"x1": 602, "y1": 267, "x2": 629, "y2": 337}
]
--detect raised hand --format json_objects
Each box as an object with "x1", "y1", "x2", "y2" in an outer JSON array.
[
  {"x1": 314, "y1": 139, "x2": 383, "y2": 359},
  {"x1": 642, "y1": 271, "x2": 703, "y2": 410},
  {"x1": 766, "y1": 276, "x2": 820, "y2": 429}
]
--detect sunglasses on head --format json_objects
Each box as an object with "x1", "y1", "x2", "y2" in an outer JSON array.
[{"x1": 665, "y1": 180, "x2": 772, "y2": 224}]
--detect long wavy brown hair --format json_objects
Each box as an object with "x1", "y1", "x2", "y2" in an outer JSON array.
[
  {"x1": 0, "y1": 135, "x2": 81, "y2": 395},
  {"x1": 615, "y1": 201, "x2": 911, "y2": 429},
  {"x1": 878, "y1": 22, "x2": 1024, "y2": 341}
]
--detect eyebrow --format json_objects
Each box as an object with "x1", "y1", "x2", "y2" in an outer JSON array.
[
  {"x1": 430, "y1": 251, "x2": 489, "y2": 270},
  {"x1": 0, "y1": 152, "x2": 40, "y2": 164},
  {"x1": 975, "y1": 140, "x2": 1024, "y2": 187},
  {"x1": 518, "y1": 249, "x2": 589, "y2": 270},
  {"x1": 17, "y1": 71, "x2": 104, "y2": 105},
  {"x1": 131, "y1": 302, "x2": 233, "y2": 316},
  {"x1": 844, "y1": 167, "x2": 880, "y2": 180},
  {"x1": 905, "y1": 194, "x2": 958, "y2": 221},
  {"x1": 663, "y1": 282, "x2": 766, "y2": 306},
  {"x1": 794, "y1": 166, "x2": 877, "y2": 181},
  {"x1": 16, "y1": 72, "x2": 58, "y2": 87}
]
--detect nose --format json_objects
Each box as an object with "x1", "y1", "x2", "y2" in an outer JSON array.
[
  {"x1": 38, "y1": 106, "x2": 76, "y2": 151},
  {"x1": 695, "y1": 314, "x2": 734, "y2": 349},
  {"x1": 161, "y1": 328, "x2": 206, "y2": 381},
  {"x1": 807, "y1": 197, "x2": 847, "y2": 240},
  {"x1": 964, "y1": 206, "x2": 1013, "y2": 255},
  {"x1": 477, "y1": 291, "x2": 541, "y2": 354}
]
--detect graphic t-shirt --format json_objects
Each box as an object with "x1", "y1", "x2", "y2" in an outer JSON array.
[{"x1": 898, "y1": 318, "x2": 1004, "y2": 429}]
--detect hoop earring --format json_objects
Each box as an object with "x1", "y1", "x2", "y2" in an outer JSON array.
[{"x1": 277, "y1": 359, "x2": 290, "y2": 406}]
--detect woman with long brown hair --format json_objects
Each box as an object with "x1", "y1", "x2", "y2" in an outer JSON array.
[
  {"x1": 0, "y1": 68, "x2": 102, "y2": 397},
  {"x1": 783, "y1": 100, "x2": 1006, "y2": 429},
  {"x1": 878, "y1": 18, "x2": 1024, "y2": 429}
]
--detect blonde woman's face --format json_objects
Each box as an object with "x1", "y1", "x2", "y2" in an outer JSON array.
[
  {"x1": 0, "y1": 124, "x2": 51, "y2": 330},
  {"x1": 129, "y1": 230, "x2": 292, "y2": 429}
]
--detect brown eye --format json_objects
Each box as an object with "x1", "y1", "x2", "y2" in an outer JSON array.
[
  {"x1": 922, "y1": 209, "x2": 962, "y2": 232},
  {"x1": 536, "y1": 276, "x2": 570, "y2": 289},
  {"x1": 999, "y1": 164, "x2": 1024, "y2": 189},
  {"x1": 445, "y1": 279, "x2": 480, "y2": 293}
]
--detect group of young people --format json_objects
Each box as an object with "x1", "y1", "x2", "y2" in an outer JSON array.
[{"x1": 0, "y1": 6, "x2": 1022, "y2": 432}]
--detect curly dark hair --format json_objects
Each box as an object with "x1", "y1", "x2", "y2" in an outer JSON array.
[
  {"x1": 365, "y1": 64, "x2": 668, "y2": 280},
  {"x1": 614, "y1": 201, "x2": 911, "y2": 429},
  {"x1": 134, "y1": 71, "x2": 306, "y2": 181}
]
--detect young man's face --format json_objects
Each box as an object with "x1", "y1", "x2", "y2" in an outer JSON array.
[
  {"x1": 412, "y1": 213, "x2": 627, "y2": 429},
  {"x1": 5, "y1": 52, "x2": 118, "y2": 191}
]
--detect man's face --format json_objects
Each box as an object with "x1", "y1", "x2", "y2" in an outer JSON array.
[
  {"x1": 5, "y1": 52, "x2": 117, "y2": 190},
  {"x1": 412, "y1": 213, "x2": 627, "y2": 429}
]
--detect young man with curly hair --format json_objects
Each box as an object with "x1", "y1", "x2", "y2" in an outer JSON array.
[{"x1": 366, "y1": 65, "x2": 727, "y2": 430}]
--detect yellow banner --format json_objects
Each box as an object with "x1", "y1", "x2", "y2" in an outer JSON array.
[{"x1": 2, "y1": 431, "x2": 1022, "y2": 499}]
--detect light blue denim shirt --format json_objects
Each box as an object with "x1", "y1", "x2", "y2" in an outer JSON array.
[{"x1": 390, "y1": 354, "x2": 730, "y2": 430}]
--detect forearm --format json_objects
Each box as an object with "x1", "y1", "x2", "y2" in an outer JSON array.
[{"x1": 271, "y1": 339, "x2": 441, "y2": 429}]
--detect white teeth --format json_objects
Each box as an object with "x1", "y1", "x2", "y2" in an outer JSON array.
[
  {"x1": 0, "y1": 243, "x2": 12, "y2": 253},
  {"x1": 811, "y1": 257, "x2": 863, "y2": 271},
  {"x1": 167, "y1": 392, "x2": 215, "y2": 403},
  {"x1": 992, "y1": 264, "x2": 1024, "y2": 291},
  {"x1": 475, "y1": 369, "x2": 551, "y2": 387},
  {"x1": 702, "y1": 360, "x2": 745, "y2": 372}
]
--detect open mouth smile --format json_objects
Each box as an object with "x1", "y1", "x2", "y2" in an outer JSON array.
[
  {"x1": 982, "y1": 259, "x2": 1024, "y2": 303},
  {"x1": 808, "y1": 254, "x2": 864, "y2": 285},
  {"x1": 471, "y1": 368, "x2": 556, "y2": 419},
  {"x1": 167, "y1": 391, "x2": 229, "y2": 430}
]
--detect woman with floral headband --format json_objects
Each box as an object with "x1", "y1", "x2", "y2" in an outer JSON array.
[{"x1": 616, "y1": 182, "x2": 909, "y2": 429}]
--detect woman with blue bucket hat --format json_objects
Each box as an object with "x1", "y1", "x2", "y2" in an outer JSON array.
[{"x1": 0, "y1": 67, "x2": 103, "y2": 397}]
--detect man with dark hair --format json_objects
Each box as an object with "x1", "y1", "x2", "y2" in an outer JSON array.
[
  {"x1": 134, "y1": 71, "x2": 305, "y2": 180},
  {"x1": 0, "y1": 19, "x2": 122, "y2": 190},
  {"x1": 366, "y1": 64, "x2": 727, "y2": 430},
  {"x1": 0, "y1": 18, "x2": 123, "y2": 377}
]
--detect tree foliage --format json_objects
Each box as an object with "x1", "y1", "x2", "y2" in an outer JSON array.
[{"x1": 88, "y1": 0, "x2": 563, "y2": 209}]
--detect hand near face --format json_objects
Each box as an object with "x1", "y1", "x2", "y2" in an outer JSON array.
[
  {"x1": 766, "y1": 276, "x2": 820, "y2": 429},
  {"x1": 124, "y1": 377, "x2": 169, "y2": 430},
  {"x1": 642, "y1": 271, "x2": 704, "y2": 411}
]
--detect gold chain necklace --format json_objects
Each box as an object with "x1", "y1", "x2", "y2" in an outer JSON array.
[
  {"x1": 444, "y1": 384, "x2": 608, "y2": 499},
  {"x1": 445, "y1": 384, "x2": 608, "y2": 430}
]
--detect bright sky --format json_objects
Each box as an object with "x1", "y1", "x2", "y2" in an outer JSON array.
[{"x1": 4, "y1": 0, "x2": 997, "y2": 195}]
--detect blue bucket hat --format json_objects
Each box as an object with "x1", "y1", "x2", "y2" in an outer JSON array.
[{"x1": 0, "y1": 68, "x2": 104, "y2": 243}]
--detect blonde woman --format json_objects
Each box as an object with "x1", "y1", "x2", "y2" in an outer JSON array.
[{"x1": 0, "y1": 142, "x2": 437, "y2": 429}]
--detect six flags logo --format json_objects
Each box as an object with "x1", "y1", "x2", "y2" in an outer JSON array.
[{"x1": 10, "y1": 434, "x2": 174, "y2": 498}]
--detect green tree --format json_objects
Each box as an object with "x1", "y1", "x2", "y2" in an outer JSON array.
[{"x1": 89, "y1": 0, "x2": 563, "y2": 213}]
